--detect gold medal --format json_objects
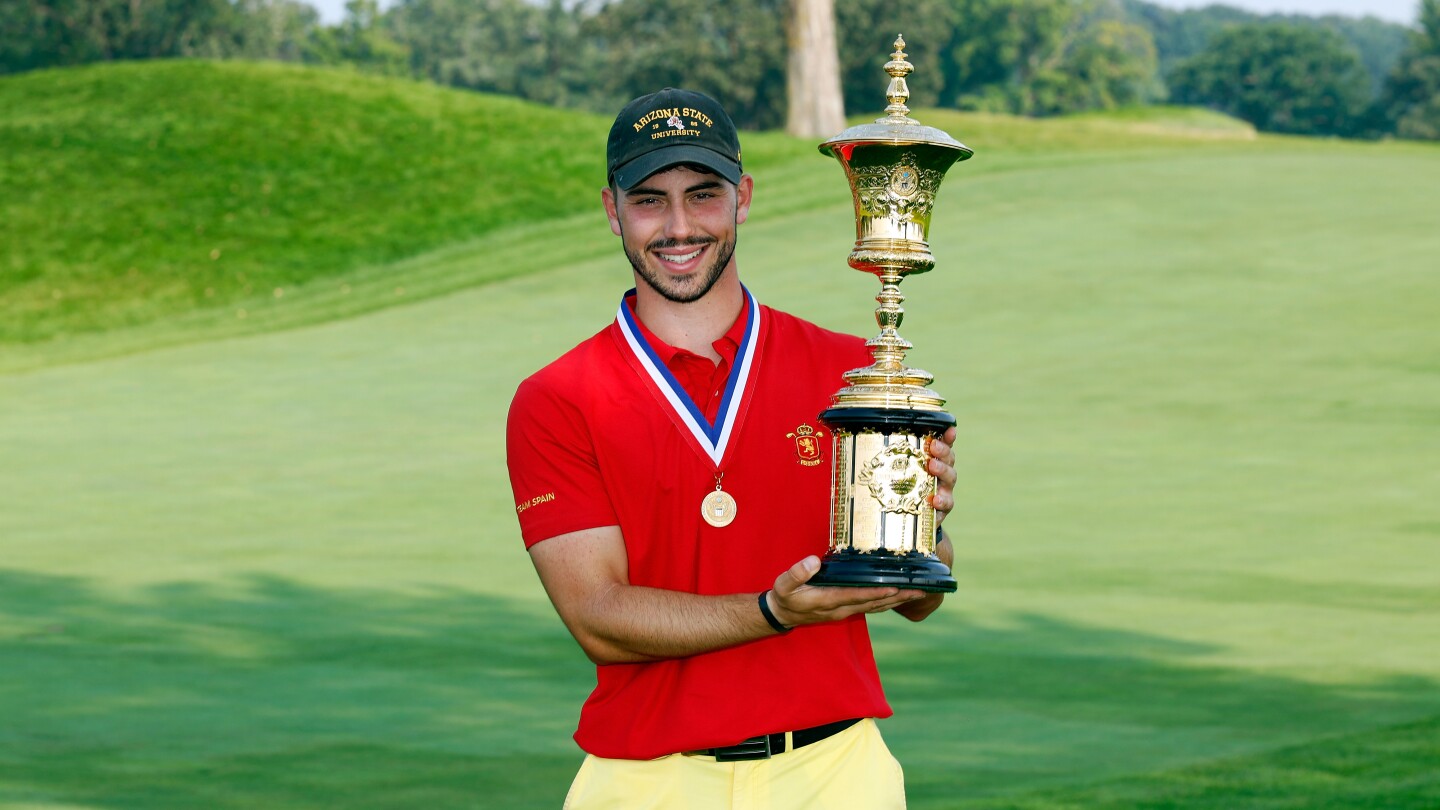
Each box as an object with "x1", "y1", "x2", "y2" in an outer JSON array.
[{"x1": 701, "y1": 488, "x2": 737, "y2": 528}]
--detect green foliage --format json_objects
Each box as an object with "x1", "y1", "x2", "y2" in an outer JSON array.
[
  {"x1": 304, "y1": 0, "x2": 409, "y2": 74},
  {"x1": 951, "y1": 0, "x2": 1077, "y2": 113},
  {"x1": 930, "y1": 0, "x2": 1162, "y2": 117},
  {"x1": 1031, "y1": 14, "x2": 1162, "y2": 114},
  {"x1": 387, "y1": 0, "x2": 584, "y2": 106},
  {"x1": 387, "y1": 0, "x2": 792, "y2": 127},
  {"x1": 0, "y1": 60, "x2": 610, "y2": 343},
  {"x1": 840, "y1": 0, "x2": 1163, "y2": 118},
  {"x1": 577, "y1": 0, "x2": 789, "y2": 129},
  {"x1": 0, "y1": 0, "x2": 321, "y2": 73},
  {"x1": 1120, "y1": 0, "x2": 1411, "y2": 97},
  {"x1": 1373, "y1": 0, "x2": 1440, "y2": 140},
  {"x1": 381, "y1": 0, "x2": 1162, "y2": 126},
  {"x1": 835, "y1": 0, "x2": 955, "y2": 113},
  {"x1": 0, "y1": 0, "x2": 415, "y2": 77},
  {"x1": 1169, "y1": 23, "x2": 1369, "y2": 136}
]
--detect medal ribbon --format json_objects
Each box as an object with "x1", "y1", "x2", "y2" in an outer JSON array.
[{"x1": 615, "y1": 287, "x2": 761, "y2": 467}]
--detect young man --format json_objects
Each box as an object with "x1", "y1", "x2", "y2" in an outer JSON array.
[{"x1": 506, "y1": 88, "x2": 957, "y2": 809}]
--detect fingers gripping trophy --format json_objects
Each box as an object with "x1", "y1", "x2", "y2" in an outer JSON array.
[{"x1": 810, "y1": 36, "x2": 972, "y2": 593}]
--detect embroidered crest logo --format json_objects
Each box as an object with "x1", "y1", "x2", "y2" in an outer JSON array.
[
  {"x1": 666, "y1": 114, "x2": 685, "y2": 130},
  {"x1": 786, "y1": 423, "x2": 826, "y2": 467}
]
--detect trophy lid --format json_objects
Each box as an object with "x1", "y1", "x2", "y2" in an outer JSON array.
[{"x1": 819, "y1": 36, "x2": 973, "y2": 161}]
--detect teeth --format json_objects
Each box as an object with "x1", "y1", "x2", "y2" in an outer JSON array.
[{"x1": 659, "y1": 248, "x2": 703, "y2": 264}]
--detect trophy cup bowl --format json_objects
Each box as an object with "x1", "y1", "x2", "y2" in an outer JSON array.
[{"x1": 809, "y1": 36, "x2": 972, "y2": 594}]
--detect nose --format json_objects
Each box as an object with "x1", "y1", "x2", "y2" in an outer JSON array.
[{"x1": 663, "y1": 201, "x2": 696, "y2": 242}]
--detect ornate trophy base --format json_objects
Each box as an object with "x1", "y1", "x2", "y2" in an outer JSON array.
[
  {"x1": 811, "y1": 549, "x2": 957, "y2": 593},
  {"x1": 815, "y1": 407, "x2": 958, "y2": 594}
]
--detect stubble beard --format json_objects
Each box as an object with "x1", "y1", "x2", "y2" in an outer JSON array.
[{"x1": 625, "y1": 236, "x2": 736, "y2": 304}]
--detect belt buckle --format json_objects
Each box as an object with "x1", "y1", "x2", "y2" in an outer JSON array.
[{"x1": 714, "y1": 734, "x2": 773, "y2": 762}]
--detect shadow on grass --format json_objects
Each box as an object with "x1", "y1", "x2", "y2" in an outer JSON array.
[
  {"x1": 975, "y1": 714, "x2": 1440, "y2": 810},
  {"x1": 0, "y1": 570, "x2": 587, "y2": 809},
  {"x1": 876, "y1": 615, "x2": 1440, "y2": 807},
  {"x1": 1, "y1": 570, "x2": 1435, "y2": 809}
]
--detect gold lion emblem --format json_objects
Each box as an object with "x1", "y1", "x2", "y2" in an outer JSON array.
[{"x1": 857, "y1": 444, "x2": 933, "y2": 515}]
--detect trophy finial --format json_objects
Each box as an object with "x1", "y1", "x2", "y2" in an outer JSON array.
[{"x1": 883, "y1": 35, "x2": 914, "y2": 123}]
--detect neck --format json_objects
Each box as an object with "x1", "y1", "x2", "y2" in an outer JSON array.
[{"x1": 633, "y1": 269, "x2": 744, "y2": 362}]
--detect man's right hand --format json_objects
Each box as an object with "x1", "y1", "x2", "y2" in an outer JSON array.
[{"x1": 767, "y1": 555, "x2": 926, "y2": 628}]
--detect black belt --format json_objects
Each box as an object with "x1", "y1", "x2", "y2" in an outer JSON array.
[{"x1": 686, "y1": 718, "x2": 862, "y2": 762}]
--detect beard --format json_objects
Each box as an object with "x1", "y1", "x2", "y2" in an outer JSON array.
[{"x1": 625, "y1": 235, "x2": 736, "y2": 304}]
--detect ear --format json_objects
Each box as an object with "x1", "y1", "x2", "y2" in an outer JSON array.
[
  {"x1": 601, "y1": 186, "x2": 623, "y2": 237},
  {"x1": 734, "y1": 174, "x2": 754, "y2": 226}
]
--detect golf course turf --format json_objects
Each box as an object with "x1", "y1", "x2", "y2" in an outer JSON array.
[{"x1": 2, "y1": 62, "x2": 1437, "y2": 808}]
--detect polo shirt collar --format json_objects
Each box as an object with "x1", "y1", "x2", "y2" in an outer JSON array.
[{"x1": 622, "y1": 293, "x2": 748, "y2": 368}]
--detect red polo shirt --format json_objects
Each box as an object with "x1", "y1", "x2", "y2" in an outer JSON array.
[{"x1": 507, "y1": 291, "x2": 889, "y2": 760}]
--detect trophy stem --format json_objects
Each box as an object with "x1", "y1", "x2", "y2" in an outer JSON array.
[{"x1": 869, "y1": 267, "x2": 910, "y2": 372}]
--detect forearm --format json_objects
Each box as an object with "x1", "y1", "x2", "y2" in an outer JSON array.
[
  {"x1": 530, "y1": 529, "x2": 924, "y2": 666},
  {"x1": 572, "y1": 584, "x2": 776, "y2": 665}
]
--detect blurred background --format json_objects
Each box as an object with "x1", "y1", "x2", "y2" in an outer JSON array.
[{"x1": 2, "y1": 1, "x2": 1438, "y2": 808}]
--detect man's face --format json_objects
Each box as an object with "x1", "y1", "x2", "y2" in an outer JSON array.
[{"x1": 602, "y1": 165, "x2": 753, "y2": 304}]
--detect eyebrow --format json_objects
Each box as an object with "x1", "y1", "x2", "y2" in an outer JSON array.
[{"x1": 625, "y1": 180, "x2": 724, "y2": 199}]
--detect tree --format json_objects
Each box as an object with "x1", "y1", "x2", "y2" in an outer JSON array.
[
  {"x1": 231, "y1": 0, "x2": 323, "y2": 62},
  {"x1": 2, "y1": 0, "x2": 249, "y2": 72},
  {"x1": 388, "y1": 0, "x2": 593, "y2": 105},
  {"x1": 923, "y1": 0, "x2": 1159, "y2": 117},
  {"x1": 835, "y1": 0, "x2": 954, "y2": 114},
  {"x1": 0, "y1": 0, "x2": 326, "y2": 74},
  {"x1": 580, "y1": 0, "x2": 788, "y2": 129},
  {"x1": 1058, "y1": 15, "x2": 1161, "y2": 110},
  {"x1": 305, "y1": 0, "x2": 408, "y2": 73},
  {"x1": 1373, "y1": 0, "x2": 1440, "y2": 139},
  {"x1": 786, "y1": 0, "x2": 845, "y2": 137},
  {"x1": 1169, "y1": 23, "x2": 1369, "y2": 136}
]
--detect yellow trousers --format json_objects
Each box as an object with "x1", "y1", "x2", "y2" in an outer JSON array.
[{"x1": 563, "y1": 718, "x2": 905, "y2": 810}]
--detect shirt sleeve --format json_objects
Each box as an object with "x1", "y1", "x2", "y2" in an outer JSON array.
[{"x1": 506, "y1": 371, "x2": 619, "y2": 548}]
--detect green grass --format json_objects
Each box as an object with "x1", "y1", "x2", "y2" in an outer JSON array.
[
  {"x1": 1065, "y1": 104, "x2": 1260, "y2": 136},
  {"x1": 0, "y1": 60, "x2": 814, "y2": 346},
  {"x1": 972, "y1": 715, "x2": 1440, "y2": 809},
  {"x1": 2, "y1": 62, "x2": 1439, "y2": 808}
]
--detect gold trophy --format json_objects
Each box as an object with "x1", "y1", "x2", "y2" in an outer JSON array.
[{"x1": 811, "y1": 36, "x2": 972, "y2": 593}]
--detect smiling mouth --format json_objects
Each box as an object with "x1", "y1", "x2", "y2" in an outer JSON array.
[{"x1": 657, "y1": 247, "x2": 705, "y2": 264}]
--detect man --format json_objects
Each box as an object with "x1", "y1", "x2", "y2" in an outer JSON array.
[{"x1": 506, "y1": 87, "x2": 957, "y2": 809}]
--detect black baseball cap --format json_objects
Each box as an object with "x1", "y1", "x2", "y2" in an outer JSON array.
[{"x1": 607, "y1": 88, "x2": 742, "y2": 190}]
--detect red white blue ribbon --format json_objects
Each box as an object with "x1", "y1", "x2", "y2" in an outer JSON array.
[{"x1": 615, "y1": 287, "x2": 761, "y2": 467}]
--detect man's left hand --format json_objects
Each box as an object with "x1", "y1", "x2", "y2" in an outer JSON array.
[
  {"x1": 895, "y1": 426, "x2": 959, "y2": 623},
  {"x1": 928, "y1": 426, "x2": 958, "y2": 523}
]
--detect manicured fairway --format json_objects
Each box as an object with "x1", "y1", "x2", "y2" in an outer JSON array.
[{"x1": 3, "y1": 83, "x2": 1439, "y2": 806}]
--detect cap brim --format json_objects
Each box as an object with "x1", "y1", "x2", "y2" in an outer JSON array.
[{"x1": 611, "y1": 145, "x2": 742, "y2": 190}]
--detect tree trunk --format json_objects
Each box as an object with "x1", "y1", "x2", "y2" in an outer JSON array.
[{"x1": 786, "y1": 0, "x2": 846, "y2": 138}]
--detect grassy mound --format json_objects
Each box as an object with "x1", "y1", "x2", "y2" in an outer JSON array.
[
  {"x1": 2, "y1": 61, "x2": 592, "y2": 342},
  {"x1": 0, "y1": 60, "x2": 815, "y2": 346},
  {"x1": 1067, "y1": 104, "x2": 1259, "y2": 139}
]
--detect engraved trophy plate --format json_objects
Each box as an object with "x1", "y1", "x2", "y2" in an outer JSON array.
[{"x1": 809, "y1": 36, "x2": 971, "y2": 593}]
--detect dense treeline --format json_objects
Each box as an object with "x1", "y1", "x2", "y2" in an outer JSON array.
[{"x1": 3, "y1": 0, "x2": 1438, "y2": 140}]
